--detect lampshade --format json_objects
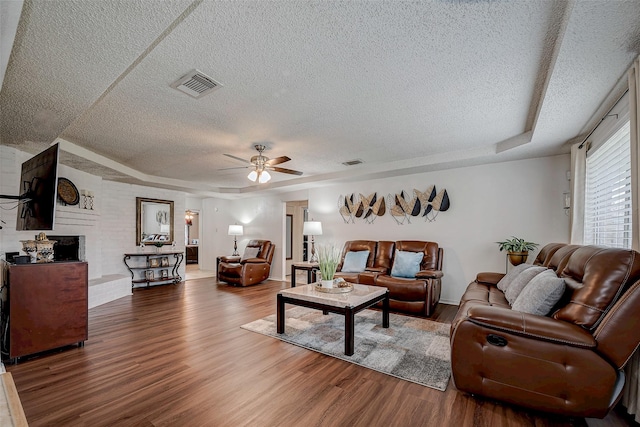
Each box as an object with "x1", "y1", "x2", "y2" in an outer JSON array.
[
  {"x1": 247, "y1": 170, "x2": 258, "y2": 182},
  {"x1": 303, "y1": 221, "x2": 322, "y2": 236},
  {"x1": 258, "y1": 170, "x2": 271, "y2": 183},
  {"x1": 228, "y1": 224, "x2": 243, "y2": 236}
]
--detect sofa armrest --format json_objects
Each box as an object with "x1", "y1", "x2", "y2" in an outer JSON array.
[
  {"x1": 475, "y1": 272, "x2": 504, "y2": 286},
  {"x1": 220, "y1": 255, "x2": 241, "y2": 263},
  {"x1": 416, "y1": 269, "x2": 443, "y2": 279},
  {"x1": 240, "y1": 257, "x2": 267, "y2": 264},
  {"x1": 464, "y1": 305, "x2": 596, "y2": 348},
  {"x1": 365, "y1": 267, "x2": 387, "y2": 273}
]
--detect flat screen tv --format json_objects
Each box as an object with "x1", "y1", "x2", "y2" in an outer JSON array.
[{"x1": 15, "y1": 143, "x2": 59, "y2": 231}]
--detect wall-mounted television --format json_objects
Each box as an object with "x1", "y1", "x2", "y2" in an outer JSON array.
[{"x1": 15, "y1": 144, "x2": 59, "y2": 231}]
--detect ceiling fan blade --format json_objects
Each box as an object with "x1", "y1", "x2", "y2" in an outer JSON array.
[
  {"x1": 265, "y1": 156, "x2": 291, "y2": 166},
  {"x1": 224, "y1": 153, "x2": 251, "y2": 164},
  {"x1": 270, "y1": 166, "x2": 303, "y2": 176},
  {"x1": 218, "y1": 166, "x2": 250, "y2": 171}
]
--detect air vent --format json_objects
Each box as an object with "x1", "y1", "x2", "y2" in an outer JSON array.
[
  {"x1": 170, "y1": 69, "x2": 222, "y2": 99},
  {"x1": 342, "y1": 159, "x2": 363, "y2": 166}
]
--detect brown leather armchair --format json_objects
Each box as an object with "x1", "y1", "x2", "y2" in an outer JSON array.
[
  {"x1": 374, "y1": 240, "x2": 443, "y2": 316},
  {"x1": 217, "y1": 240, "x2": 275, "y2": 286}
]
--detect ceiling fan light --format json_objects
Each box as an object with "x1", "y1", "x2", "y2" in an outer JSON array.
[
  {"x1": 247, "y1": 170, "x2": 258, "y2": 181},
  {"x1": 259, "y1": 170, "x2": 271, "y2": 183}
]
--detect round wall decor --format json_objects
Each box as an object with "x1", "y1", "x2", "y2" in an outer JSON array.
[{"x1": 57, "y1": 177, "x2": 80, "y2": 205}]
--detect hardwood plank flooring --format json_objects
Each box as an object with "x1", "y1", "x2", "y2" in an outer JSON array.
[{"x1": 5, "y1": 278, "x2": 639, "y2": 426}]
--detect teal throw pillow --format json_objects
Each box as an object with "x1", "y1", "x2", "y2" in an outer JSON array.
[
  {"x1": 391, "y1": 250, "x2": 423, "y2": 278},
  {"x1": 341, "y1": 250, "x2": 370, "y2": 273}
]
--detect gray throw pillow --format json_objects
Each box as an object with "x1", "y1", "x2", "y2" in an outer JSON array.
[
  {"x1": 504, "y1": 266, "x2": 547, "y2": 305},
  {"x1": 241, "y1": 247, "x2": 260, "y2": 261},
  {"x1": 496, "y1": 263, "x2": 532, "y2": 292},
  {"x1": 512, "y1": 269, "x2": 566, "y2": 316}
]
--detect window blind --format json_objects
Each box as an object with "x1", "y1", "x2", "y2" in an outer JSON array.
[{"x1": 584, "y1": 121, "x2": 632, "y2": 249}]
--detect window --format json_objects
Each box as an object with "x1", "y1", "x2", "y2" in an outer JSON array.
[{"x1": 584, "y1": 121, "x2": 632, "y2": 248}]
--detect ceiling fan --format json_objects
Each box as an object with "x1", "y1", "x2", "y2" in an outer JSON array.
[{"x1": 223, "y1": 144, "x2": 303, "y2": 183}]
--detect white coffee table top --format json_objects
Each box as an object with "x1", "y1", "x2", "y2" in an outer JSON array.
[{"x1": 279, "y1": 283, "x2": 388, "y2": 308}]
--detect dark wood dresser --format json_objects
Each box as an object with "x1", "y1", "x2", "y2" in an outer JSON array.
[
  {"x1": 186, "y1": 245, "x2": 198, "y2": 264},
  {"x1": 3, "y1": 261, "x2": 88, "y2": 362}
]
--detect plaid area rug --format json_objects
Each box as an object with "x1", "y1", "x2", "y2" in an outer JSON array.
[{"x1": 241, "y1": 306, "x2": 451, "y2": 391}]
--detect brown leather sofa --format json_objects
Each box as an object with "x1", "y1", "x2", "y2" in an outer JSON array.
[
  {"x1": 450, "y1": 243, "x2": 640, "y2": 418},
  {"x1": 334, "y1": 240, "x2": 443, "y2": 316},
  {"x1": 217, "y1": 240, "x2": 275, "y2": 286}
]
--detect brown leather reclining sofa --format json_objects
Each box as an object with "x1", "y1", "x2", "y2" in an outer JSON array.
[
  {"x1": 450, "y1": 243, "x2": 640, "y2": 418},
  {"x1": 333, "y1": 240, "x2": 443, "y2": 316}
]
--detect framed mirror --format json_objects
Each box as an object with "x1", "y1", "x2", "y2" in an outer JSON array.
[{"x1": 136, "y1": 197, "x2": 174, "y2": 246}]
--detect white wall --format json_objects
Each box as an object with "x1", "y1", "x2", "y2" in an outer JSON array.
[
  {"x1": 1, "y1": 146, "x2": 103, "y2": 277},
  {"x1": 309, "y1": 155, "x2": 570, "y2": 303},
  {"x1": 198, "y1": 155, "x2": 570, "y2": 304},
  {"x1": 1, "y1": 145, "x2": 186, "y2": 284},
  {"x1": 101, "y1": 181, "x2": 186, "y2": 281}
]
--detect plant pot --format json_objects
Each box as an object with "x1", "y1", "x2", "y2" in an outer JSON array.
[
  {"x1": 508, "y1": 251, "x2": 529, "y2": 266},
  {"x1": 320, "y1": 279, "x2": 334, "y2": 288}
]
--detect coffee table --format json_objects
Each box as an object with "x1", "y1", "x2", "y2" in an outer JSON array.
[{"x1": 277, "y1": 283, "x2": 389, "y2": 356}]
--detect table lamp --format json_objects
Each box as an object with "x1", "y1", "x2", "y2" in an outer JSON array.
[
  {"x1": 303, "y1": 221, "x2": 322, "y2": 263},
  {"x1": 228, "y1": 224, "x2": 244, "y2": 256}
]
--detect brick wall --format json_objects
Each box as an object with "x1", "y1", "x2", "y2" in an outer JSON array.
[{"x1": 1, "y1": 145, "x2": 186, "y2": 284}]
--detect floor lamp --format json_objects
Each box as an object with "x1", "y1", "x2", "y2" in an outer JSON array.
[
  {"x1": 303, "y1": 221, "x2": 322, "y2": 263},
  {"x1": 228, "y1": 224, "x2": 243, "y2": 256}
]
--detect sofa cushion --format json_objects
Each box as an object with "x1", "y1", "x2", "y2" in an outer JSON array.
[
  {"x1": 390, "y1": 250, "x2": 423, "y2": 278},
  {"x1": 341, "y1": 250, "x2": 370, "y2": 273},
  {"x1": 512, "y1": 269, "x2": 566, "y2": 315},
  {"x1": 496, "y1": 263, "x2": 532, "y2": 292},
  {"x1": 504, "y1": 266, "x2": 547, "y2": 305}
]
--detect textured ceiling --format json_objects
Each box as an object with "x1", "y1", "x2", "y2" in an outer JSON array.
[{"x1": 1, "y1": 0, "x2": 639, "y2": 197}]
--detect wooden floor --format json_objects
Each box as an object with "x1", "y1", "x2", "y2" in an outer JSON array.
[{"x1": 6, "y1": 278, "x2": 639, "y2": 427}]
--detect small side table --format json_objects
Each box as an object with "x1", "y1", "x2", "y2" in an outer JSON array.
[{"x1": 291, "y1": 262, "x2": 319, "y2": 287}]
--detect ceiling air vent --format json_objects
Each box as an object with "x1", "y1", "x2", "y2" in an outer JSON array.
[
  {"x1": 170, "y1": 69, "x2": 222, "y2": 99},
  {"x1": 342, "y1": 159, "x2": 363, "y2": 166}
]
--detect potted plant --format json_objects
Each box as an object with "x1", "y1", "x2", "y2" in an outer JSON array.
[
  {"x1": 316, "y1": 244, "x2": 341, "y2": 288},
  {"x1": 496, "y1": 236, "x2": 539, "y2": 266}
]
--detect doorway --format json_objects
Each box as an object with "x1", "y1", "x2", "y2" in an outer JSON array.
[
  {"x1": 184, "y1": 210, "x2": 214, "y2": 280},
  {"x1": 285, "y1": 200, "x2": 308, "y2": 278}
]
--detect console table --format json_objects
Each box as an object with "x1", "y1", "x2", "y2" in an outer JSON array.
[{"x1": 124, "y1": 251, "x2": 184, "y2": 288}]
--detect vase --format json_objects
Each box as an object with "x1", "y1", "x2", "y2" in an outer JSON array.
[
  {"x1": 321, "y1": 279, "x2": 334, "y2": 288},
  {"x1": 508, "y1": 251, "x2": 529, "y2": 266}
]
